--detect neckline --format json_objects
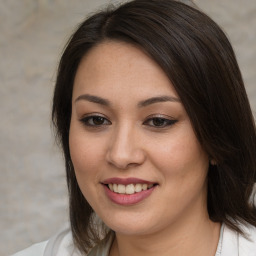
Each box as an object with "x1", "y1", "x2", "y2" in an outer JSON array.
[{"x1": 214, "y1": 223, "x2": 225, "y2": 256}]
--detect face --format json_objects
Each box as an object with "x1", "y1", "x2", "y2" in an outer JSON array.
[{"x1": 69, "y1": 41, "x2": 209, "y2": 237}]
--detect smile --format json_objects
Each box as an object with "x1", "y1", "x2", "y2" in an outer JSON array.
[
  {"x1": 102, "y1": 178, "x2": 157, "y2": 205},
  {"x1": 108, "y1": 183, "x2": 154, "y2": 195}
]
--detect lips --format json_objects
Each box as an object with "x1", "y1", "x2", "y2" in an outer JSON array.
[{"x1": 102, "y1": 177, "x2": 157, "y2": 205}]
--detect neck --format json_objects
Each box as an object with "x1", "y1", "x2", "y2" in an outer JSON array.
[{"x1": 110, "y1": 213, "x2": 221, "y2": 256}]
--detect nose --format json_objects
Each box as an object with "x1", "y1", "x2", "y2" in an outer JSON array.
[{"x1": 106, "y1": 125, "x2": 146, "y2": 170}]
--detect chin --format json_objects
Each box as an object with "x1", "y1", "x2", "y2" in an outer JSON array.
[
  {"x1": 111, "y1": 224, "x2": 152, "y2": 236},
  {"x1": 101, "y1": 213, "x2": 161, "y2": 236}
]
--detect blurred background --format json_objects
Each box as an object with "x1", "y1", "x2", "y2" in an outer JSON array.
[{"x1": 0, "y1": 0, "x2": 255, "y2": 255}]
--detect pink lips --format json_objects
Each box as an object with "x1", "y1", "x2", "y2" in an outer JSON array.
[{"x1": 102, "y1": 177, "x2": 157, "y2": 206}]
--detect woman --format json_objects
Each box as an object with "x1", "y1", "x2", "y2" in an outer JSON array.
[{"x1": 13, "y1": 0, "x2": 256, "y2": 255}]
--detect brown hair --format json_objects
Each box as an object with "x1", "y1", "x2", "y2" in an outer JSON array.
[{"x1": 52, "y1": 0, "x2": 256, "y2": 253}]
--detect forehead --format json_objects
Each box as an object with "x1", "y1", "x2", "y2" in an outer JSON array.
[{"x1": 73, "y1": 40, "x2": 178, "y2": 101}]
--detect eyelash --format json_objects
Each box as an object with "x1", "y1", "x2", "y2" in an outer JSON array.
[
  {"x1": 80, "y1": 115, "x2": 177, "y2": 128},
  {"x1": 80, "y1": 115, "x2": 111, "y2": 127},
  {"x1": 143, "y1": 116, "x2": 177, "y2": 128}
]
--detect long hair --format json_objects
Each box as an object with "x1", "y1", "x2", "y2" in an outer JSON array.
[{"x1": 52, "y1": 0, "x2": 256, "y2": 253}]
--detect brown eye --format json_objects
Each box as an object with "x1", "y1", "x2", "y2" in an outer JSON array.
[
  {"x1": 152, "y1": 118, "x2": 166, "y2": 127},
  {"x1": 80, "y1": 115, "x2": 111, "y2": 127},
  {"x1": 92, "y1": 116, "x2": 105, "y2": 125},
  {"x1": 143, "y1": 117, "x2": 177, "y2": 128}
]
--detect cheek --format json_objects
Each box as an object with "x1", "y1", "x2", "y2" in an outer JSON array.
[
  {"x1": 69, "y1": 123, "x2": 103, "y2": 182},
  {"x1": 151, "y1": 131, "x2": 209, "y2": 188},
  {"x1": 151, "y1": 138, "x2": 209, "y2": 220},
  {"x1": 69, "y1": 129, "x2": 105, "y2": 207}
]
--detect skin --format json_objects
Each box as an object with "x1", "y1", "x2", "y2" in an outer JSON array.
[{"x1": 69, "y1": 41, "x2": 220, "y2": 256}]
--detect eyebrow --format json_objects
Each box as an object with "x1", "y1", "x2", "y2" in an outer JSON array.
[
  {"x1": 75, "y1": 94, "x2": 181, "y2": 107},
  {"x1": 75, "y1": 94, "x2": 110, "y2": 106},
  {"x1": 138, "y1": 95, "x2": 181, "y2": 107}
]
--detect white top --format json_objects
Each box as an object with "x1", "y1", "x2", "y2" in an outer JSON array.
[{"x1": 12, "y1": 223, "x2": 256, "y2": 256}]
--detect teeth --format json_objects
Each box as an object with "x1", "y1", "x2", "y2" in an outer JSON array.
[
  {"x1": 142, "y1": 184, "x2": 147, "y2": 191},
  {"x1": 117, "y1": 184, "x2": 126, "y2": 194},
  {"x1": 126, "y1": 184, "x2": 135, "y2": 194},
  {"x1": 108, "y1": 183, "x2": 154, "y2": 195},
  {"x1": 113, "y1": 184, "x2": 118, "y2": 193},
  {"x1": 135, "y1": 184, "x2": 142, "y2": 193},
  {"x1": 109, "y1": 184, "x2": 113, "y2": 191}
]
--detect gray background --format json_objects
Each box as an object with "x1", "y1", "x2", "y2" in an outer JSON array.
[{"x1": 1, "y1": 0, "x2": 255, "y2": 255}]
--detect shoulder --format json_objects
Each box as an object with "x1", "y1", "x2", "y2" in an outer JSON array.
[
  {"x1": 239, "y1": 222, "x2": 256, "y2": 255},
  {"x1": 11, "y1": 225, "x2": 82, "y2": 256},
  {"x1": 221, "y1": 222, "x2": 256, "y2": 256},
  {"x1": 11, "y1": 241, "x2": 48, "y2": 256}
]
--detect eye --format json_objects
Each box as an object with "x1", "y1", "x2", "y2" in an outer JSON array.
[
  {"x1": 80, "y1": 115, "x2": 111, "y2": 127},
  {"x1": 143, "y1": 116, "x2": 177, "y2": 128}
]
